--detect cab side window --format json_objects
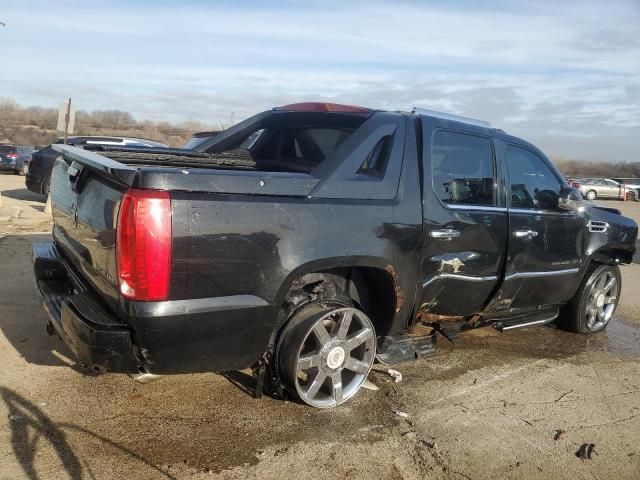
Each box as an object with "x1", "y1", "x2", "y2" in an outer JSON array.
[
  {"x1": 431, "y1": 131, "x2": 496, "y2": 207},
  {"x1": 506, "y1": 145, "x2": 562, "y2": 209}
]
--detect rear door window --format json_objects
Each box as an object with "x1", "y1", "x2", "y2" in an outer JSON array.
[{"x1": 431, "y1": 130, "x2": 496, "y2": 207}]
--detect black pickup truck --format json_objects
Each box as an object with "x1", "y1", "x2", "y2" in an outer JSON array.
[{"x1": 33, "y1": 102, "x2": 637, "y2": 408}]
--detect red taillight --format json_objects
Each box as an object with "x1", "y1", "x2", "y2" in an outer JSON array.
[
  {"x1": 7, "y1": 153, "x2": 18, "y2": 159},
  {"x1": 274, "y1": 102, "x2": 370, "y2": 113},
  {"x1": 116, "y1": 189, "x2": 172, "y2": 301}
]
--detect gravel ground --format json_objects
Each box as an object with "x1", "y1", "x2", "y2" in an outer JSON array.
[{"x1": 0, "y1": 172, "x2": 639, "y2": 480}]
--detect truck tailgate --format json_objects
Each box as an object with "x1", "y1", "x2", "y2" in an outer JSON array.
[{"x1": 49, "y1": 148, "x2": 133, "y2": 312}]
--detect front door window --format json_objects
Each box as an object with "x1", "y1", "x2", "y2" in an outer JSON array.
[{"x1": 505, "y1": 145, "x2": 562, "y2": 210}]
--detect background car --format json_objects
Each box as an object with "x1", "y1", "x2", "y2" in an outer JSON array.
[
  {"x1": 26, "y1": 136, "x2": 168, "y2": 196},
  {"x1": 566, "y1": 178, "x2": 582, "y2": 189},
  {"x1": 577, "y1": 178, "x2": 638, "y2": 201},
  {"x1": 182, "y1": 130, "x2": 221, "y2": 150},
  {"x1": 613, "y1": 178, "x2": 640, "y2": 195},
  {"x1": 0, "y1": 144, "x2": 34, "y2": 175}
]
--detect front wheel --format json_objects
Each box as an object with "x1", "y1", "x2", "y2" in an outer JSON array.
[
  {"x1": 277, "y1": 301, "x2": 376, "y2": 408},
  {"x1": 625, "y1": 191, "x2": 636, "y2": 202},
  {"x1": 585, "y1": 190, "x2": 597, "y2": 200},
  {"x1": 557, "y1": 264, "x2": 621, "y2": 333}
]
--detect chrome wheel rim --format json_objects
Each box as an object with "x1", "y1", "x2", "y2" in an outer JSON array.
[
  {"x1": 586, "y1": 191, "x2": 597, "y2": 200},
  {"x1": 585, "y1": 270, "x2": 618, "y2": 331},
  {"x1": 294, "y1": 307, "x2": 375, "y2": 408}
]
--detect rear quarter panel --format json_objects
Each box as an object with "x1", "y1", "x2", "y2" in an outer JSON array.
[{"x1": 166, "y1": 117, "x2": 424, "y2": 372}]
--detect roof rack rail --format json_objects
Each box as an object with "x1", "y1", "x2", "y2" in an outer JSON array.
[{"x1": 411, "y1": 107, "x2": 492, "y2": 128}]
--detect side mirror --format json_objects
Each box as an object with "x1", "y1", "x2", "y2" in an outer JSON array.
[
  {"x1": 537, "y1": 189, "x2": 559, "y2": 210},
  {"x1": 558, "y1": 187, "x2": 584, "y2": 211}
]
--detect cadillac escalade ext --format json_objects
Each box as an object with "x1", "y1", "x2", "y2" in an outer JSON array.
[{"x1": 33, "y1": 102, "x2": 637, "y2": 408}]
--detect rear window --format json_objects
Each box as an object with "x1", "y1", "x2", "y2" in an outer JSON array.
[
  {"x1": 207, "y1": 112, "x2": 366, "y2": 173},
  {"x1": 0, "y1": 146, "x2": 16, "y2": 153},
  {"x1": 279, "y1": 127, "x2": 351, "y2": 162}
]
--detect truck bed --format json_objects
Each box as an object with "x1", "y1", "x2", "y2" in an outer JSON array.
[{"x1": 85, "y1": 145, "x2": 258, "y2": 170}]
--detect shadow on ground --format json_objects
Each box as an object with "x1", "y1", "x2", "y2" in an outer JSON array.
[
  {"x1": 0, "y1": 233, "x2": 76, "y2": 369},
  {"x1": 1, "y1": 386, "x2": 178, "y2": 480},
  {"x1": 0, "y1": 187, "x2": 45, "y2": 203}
]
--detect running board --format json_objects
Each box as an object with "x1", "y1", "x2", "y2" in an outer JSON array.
[
  {"x1": 376, "y1": 334, "x2": 437, "y2": 365},
  {"x1": 494, "y1": 314, "x2": 557, "y2": 332}
]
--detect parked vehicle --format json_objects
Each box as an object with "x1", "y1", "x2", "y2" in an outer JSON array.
[
  {"x1": 0, "y1": 144, "x2": 34, "y2": 175},
  {"x1": 613, "y1": 178, "x2": 640, "y2": 196},
  {"x1": 182, "y1": 130, "x2": 221, "y2": 150},
  {"x1": 33, "y1": 103, "x2": 637, "y2": 408},
  {"x1": 576, "y1": 178, "x2": 638, "y2": 201},
  {"x1": 25, "y1": 136, "x2": 168, "y2": 196}
]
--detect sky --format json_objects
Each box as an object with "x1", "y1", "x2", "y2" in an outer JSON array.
[{"x1": 1, "y1": 0, "x2": 639, "y2": 161}]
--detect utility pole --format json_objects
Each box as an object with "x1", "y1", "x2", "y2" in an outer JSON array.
[{"x1": 64, "y1": 98, "x2": 72, "y2": 144}]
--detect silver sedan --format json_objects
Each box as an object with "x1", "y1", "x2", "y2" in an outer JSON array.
[{"x1": 576, "y1": 178, "x2": 638, "y2": 201}]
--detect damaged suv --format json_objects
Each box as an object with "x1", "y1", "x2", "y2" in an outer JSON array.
[{"x1": 33, "y1": 102, "x2": 637, "y2": 408}]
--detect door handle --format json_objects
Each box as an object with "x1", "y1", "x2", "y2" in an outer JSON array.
[
  {"x1": 430, "y1": 228, "x2": 461, "y2": 240},
  {"x1": 513, "y1": 230, "x2": 538, "y2": 240}
]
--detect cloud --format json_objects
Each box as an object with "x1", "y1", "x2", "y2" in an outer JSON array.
[{"x1": 0, "y1": 0, "x2": 638, "y2": 161}]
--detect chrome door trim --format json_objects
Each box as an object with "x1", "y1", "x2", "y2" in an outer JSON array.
[
  {"x1": 505, "y1": 268, "x2": 579, "y2": 280},
  {"x1": 446, "y1": 204, "x2": 507, "y2": 213},
  {"x1": 508, "y1": 208, "x2": 576, "y2": 217},
  {"x1": 422, "y1": 273, "x2": 498, "y2": 288}
]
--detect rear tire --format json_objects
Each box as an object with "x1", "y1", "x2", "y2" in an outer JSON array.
[
  {"x1": 557, "y1": 264, "x2": 621, "y2": 334},
  {"x1": 42, "y1": 176, "x2": 50, "y2": 197},
  {"x1": 626, "y1": 191, "x2": 636, "y2": 202},
  {"x1": 277, "y1": 299, "x2": 376, "y2": 408},
  {"x1": 18, "y1": 163, "x2": 27, "y2": 176},
  {"x1": 585, "y1": 190, "x2": 597, "y2": 200}
]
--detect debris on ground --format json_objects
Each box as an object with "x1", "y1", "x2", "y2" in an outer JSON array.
[
  {"x1": 419, "y1": 439, "x2": 437, "y2": 449},
  {"x1": 393, "y1": 410, "x2": 409, "y2": 418},
  {"x1": 361, "y1": 379, "x2": 379, "y2": 391},
  {"x1": 387, "y1": 369, "x2": 403, "y2": 382},
  {"x1": 553, "y1": 430, "x2": 565, "y2": 441},
  {"x1": 8, "y1": 414, "x2": 24, "y2": 421},
  {"x1": 555, "y1": 390, "x2": 574, "y2": 402},
  {"x1": 402, "y1": 431, "x2": 417, "y2": 441},
  {"x1": 576, "y1": 443, "x2": 596, "y2": 460}
]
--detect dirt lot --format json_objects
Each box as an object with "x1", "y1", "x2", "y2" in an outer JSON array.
[{"x1": 1, "y1": 172, "x2": 639, "y2": 480}]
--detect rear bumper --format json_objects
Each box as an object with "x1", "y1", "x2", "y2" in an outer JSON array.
[
  {"x1": 0, "y1": 163, "x2": 18, "y2": 172},
  {"x1": 33, "y1": 240, "x2": 276, "y2": 375},
  {"x1": 32, "y1": 241, "x2": 139, "y2": 373}
]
